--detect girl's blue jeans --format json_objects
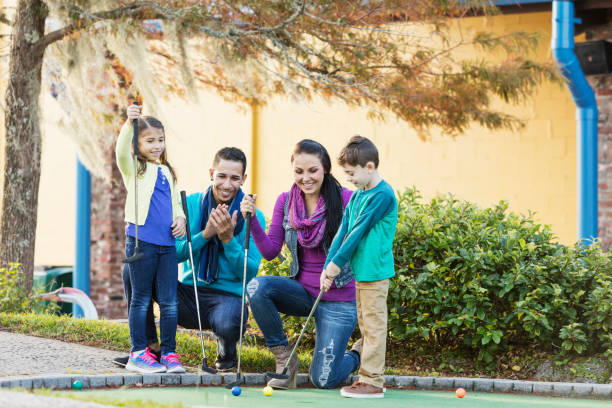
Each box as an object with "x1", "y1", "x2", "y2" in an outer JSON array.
[
  {"x1": 247, "y1": 276, "x2": 359, "y2": 389},
  {"x1": 125, "y1": 237, "x2": 178, "y2": 355}
]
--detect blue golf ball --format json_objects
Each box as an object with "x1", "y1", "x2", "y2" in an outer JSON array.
[{"x1": 231, "y1": 386, "x2": 242, "y2": 396}]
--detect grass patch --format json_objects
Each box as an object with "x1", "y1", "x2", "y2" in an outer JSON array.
[
  {"x1": 0, "y1": 312, "x2": 312, "y2": 372},
  {"x1": 1, "y1": 312, "x2": 609, "y2": 382}
]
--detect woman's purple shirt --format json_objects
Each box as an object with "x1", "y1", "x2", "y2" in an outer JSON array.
[{"x1": 250, "y1": 188, "x2": 356, "y2": 301}]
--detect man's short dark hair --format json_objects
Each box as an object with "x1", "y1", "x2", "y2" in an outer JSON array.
[
  {"x1": 338, "y1": 135, "x2": 379, "y2": 168},
  {"x1": 213, "y1": 147, "x2": 247, "y2": 174}
]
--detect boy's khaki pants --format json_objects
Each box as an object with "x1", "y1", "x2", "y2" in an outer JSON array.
[{"x1": 355, "y1": 279, "x2": 389, "y2": 388}]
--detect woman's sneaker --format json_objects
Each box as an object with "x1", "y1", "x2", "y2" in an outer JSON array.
[
  {"x1": 161, "y1": 352, "x2": 185, "y2": 373},
  {"x1": 126, "y1": 348, "x2": 166, "y2": 373}
]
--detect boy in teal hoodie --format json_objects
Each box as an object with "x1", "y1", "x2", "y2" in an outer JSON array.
[{"x1": 321, "y1": 136, "x2": 397, "y2": 399}]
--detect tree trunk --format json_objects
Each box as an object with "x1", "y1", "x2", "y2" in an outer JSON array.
[{"x1": 0, "y1": 0, "x2": 48, "y2": 291}]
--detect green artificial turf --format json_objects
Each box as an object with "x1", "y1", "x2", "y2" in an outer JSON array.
[{"x1": 65, "y1": 386, "x2": 612, "y2": 408}]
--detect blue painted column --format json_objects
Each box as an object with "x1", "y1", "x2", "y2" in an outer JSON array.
[
  {"x1": 551, "y1": 0, "x2": 599, "y2": 242},
  {"x1": 74, "y1": 158, "x2": 91, "y2": 317}
]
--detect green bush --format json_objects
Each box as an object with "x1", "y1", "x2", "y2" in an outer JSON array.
[
  {"x1": 0, "y1": 263, "x2": 58, "y2": 314},
  {"x1": 389, "y1": 188, "x2": 612, "y2": 364}
]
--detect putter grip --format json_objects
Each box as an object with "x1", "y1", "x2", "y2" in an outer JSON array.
[
  {"x1": 244, "y1": 213, "x2": 251, "y2": 250},
  {"x1": 244, "y1": 194, "x2": 253, "y2": 250},
  {"x1": 132, "y1": 101, "x2": 139, "y2": 157},
  {"x1": 180, "y1": 190, "x2": 192, "y2": 243}
]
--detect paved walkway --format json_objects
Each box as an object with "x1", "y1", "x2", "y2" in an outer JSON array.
[
  {"x1": 0, "y1": 331, "x2": 125, "y2": 377},
  {"x1": 0, "y1": 331, "x2": 126, "y2": 407}
]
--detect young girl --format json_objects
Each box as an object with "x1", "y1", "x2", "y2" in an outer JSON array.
[{"x1": 116, "y1": 104, "x2": 186, "y2": 373}]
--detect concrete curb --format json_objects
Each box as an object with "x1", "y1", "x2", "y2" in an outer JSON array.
[{"x1": 0, "y1": 373, "x2": 610, "y2": 398}]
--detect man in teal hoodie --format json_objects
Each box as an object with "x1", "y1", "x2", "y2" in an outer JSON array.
[{"x1": 118, "y1": 147, "x2": 265, "y2": 370}]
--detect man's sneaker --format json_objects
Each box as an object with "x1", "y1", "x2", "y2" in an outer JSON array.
[
  {"x1": 112, "y1": 356, "x2": 129, "y2": 367},
  {"x1": 341, "y1": 380, "x2": 384, "y2": 398},
  {"x1": 215, "y1": 340, "x2": 237, "y2": 371},
  {"x1": 160, "y1": 352, "x2": 186, "y2": 373},
  {"x1": 215, "y1": 356, "x2": 236, "y2": 371},
  {"x1": 126, "y1": 348, "x2": 166, "y2": 373}
]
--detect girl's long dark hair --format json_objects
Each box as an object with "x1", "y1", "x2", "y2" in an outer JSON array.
[
  {"x1": 292, "y1": 139, "x2": 343, "y2": 249},
  {"x1": 135, "y1": 116, "x2": 177, "y2": 183}
]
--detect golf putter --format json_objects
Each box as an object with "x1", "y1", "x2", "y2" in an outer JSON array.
[
  {"x1": 265, "y1": 289, "x2": 324, "y2": 381},
  {"x1": 180, "y1": 190, "x2": 218, "y2": 374},
  {"x1": 225, "y1": 201, "x2": 253, "y2": 389},
  {"x1": 123, "y1": 101, "x2": 144, "y2": 263}
]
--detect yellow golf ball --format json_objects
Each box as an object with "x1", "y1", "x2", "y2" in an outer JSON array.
[{"x1": 263, "y1": 386, "x2": 273, "y2": 396}]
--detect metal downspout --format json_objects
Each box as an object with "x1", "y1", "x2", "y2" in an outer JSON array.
[
  {"x1": 74, "y1": 158, "x2": 91, "y2": 317},
  {"x1": 551, "y1": 0, "x2": 599, "y2": 242}
]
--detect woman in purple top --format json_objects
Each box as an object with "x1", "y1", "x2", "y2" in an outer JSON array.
[{"x1": 240, "y1": 140, "x2": 359, "y2": 390}]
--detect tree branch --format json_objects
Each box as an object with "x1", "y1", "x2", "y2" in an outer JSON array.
[
  {"x1": 0, "y1": 13, "x2": 12, "y2": 26},
  {"x1": 40, "y1": 0, "x2": 308, "y2": 53},
  {"x1": 303, "y1": 10, "x2": 431, "y2": 39},
  {"x1": 227, "y1": 0, "x2": 306, "y2": 36},
  {"x1": 39, "y1": 3, "x2": 155, "y2": 50},
  {"x1": 264, "y1": 33, "x2": 360, "y2": 104},
  {"x1": 38, "y1": 2, "x2": 203, "y2": 51}
]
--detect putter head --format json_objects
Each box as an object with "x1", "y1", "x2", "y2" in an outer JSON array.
[
  {"x1": 122, "y1": 249, "x2": 144, "y2": 264},
  {"x1": 224, "y1": 372, "x2": 244, "y2": 389},
  {"x1": 202, "y1": 360, "x2": 218, "y2": 374},
  {"x1": 264, "y1": 371, "x2": 289, "y2": 381}
]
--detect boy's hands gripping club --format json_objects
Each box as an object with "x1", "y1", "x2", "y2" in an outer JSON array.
[{"x1": 320, "y1": 262, "x2": 341, "y2": 292}]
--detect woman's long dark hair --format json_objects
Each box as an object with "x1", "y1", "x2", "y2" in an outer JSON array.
[
  {"x1": 135, "y1": 116, "x2": 177, "y2": 183},
  {"x1": 292, "y1": 139, "x2": 343, "y2": 249}
]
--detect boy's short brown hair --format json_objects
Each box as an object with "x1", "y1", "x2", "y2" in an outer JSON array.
[{"x1": 338, "y1": 135, "x2": 379, "y2": 168}]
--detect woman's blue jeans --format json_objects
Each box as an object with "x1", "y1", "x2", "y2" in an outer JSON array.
[
  {"x1": 125, "y1": 237, "x2": 178, "y2": 355},
  {"x1": 247, "y1": 276, "x2": 359, "y2": 389}
]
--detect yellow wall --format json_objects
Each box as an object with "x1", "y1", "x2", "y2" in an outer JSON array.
[
  {"x1": 253, "y1": 11, "x2": 578, "y2": 245},
  {"x1": 34, "y1": 10, "x2": 578, "y2": 265},
  {"x1": 36, "y1": 93, "x2": 77, "y2": 266}
]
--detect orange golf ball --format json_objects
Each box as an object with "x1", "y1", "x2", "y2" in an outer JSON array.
[{"x1": 456, "y1": 388, "x2": 466, "y2": 398}]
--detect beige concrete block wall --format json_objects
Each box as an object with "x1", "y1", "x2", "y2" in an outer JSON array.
[
  {"x1": 35, "y1": 92, "x2": 77, "y2": 266},
  {"x1": 253, "y1": 11, "x2": 579, "y2": 245}
]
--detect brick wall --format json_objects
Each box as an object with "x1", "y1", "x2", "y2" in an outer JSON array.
[
  {"x1": 586, "y1": 22, "x2": 612, "y2": 250},
  {"x1": 594, "y1": 76, "x2": 612, "y2": 250},
  {"x1": 89, "y1": 148, "x2": 127, "y2": 319}
]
